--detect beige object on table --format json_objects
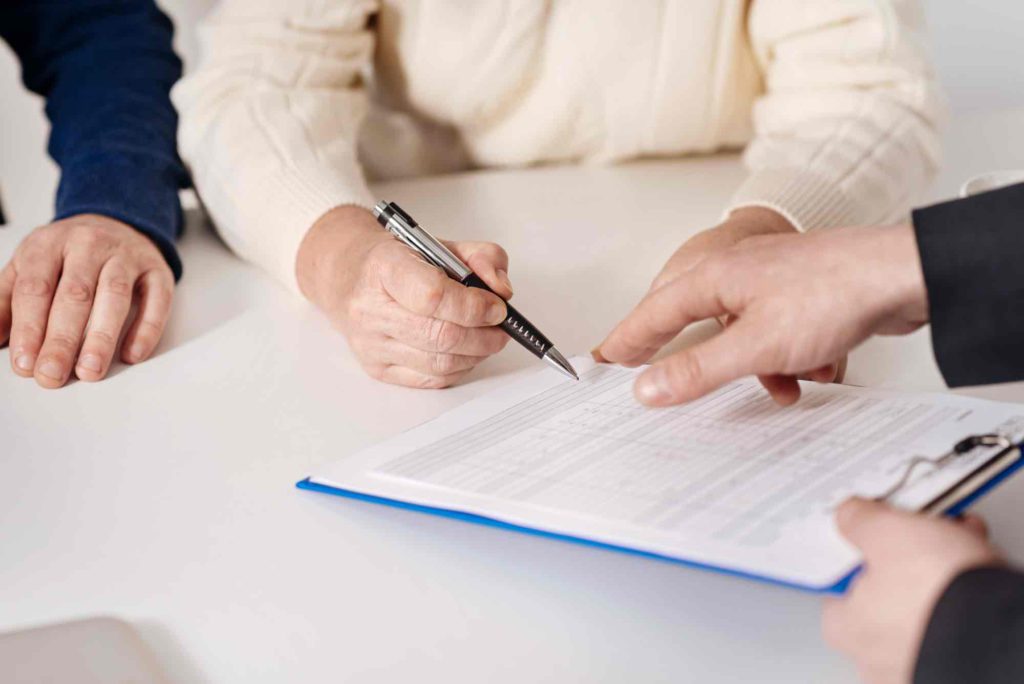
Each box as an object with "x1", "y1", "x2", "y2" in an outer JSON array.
[{"x1": 0, "y1": 618, "x2": 170, "y2": 684}]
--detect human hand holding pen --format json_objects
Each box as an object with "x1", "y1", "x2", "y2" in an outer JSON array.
[
  {"x1": 296, "y1": 205, "x2": 512, "y2": 388},
  {"x1": 598, "y1": 224, "x2": 929, "y2": 406}
]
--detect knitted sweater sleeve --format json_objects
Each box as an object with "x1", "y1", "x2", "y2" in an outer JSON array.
[
  {"x1": 729, "y1": 0, "x2": 944, "y2": 231},
  {"x1": 173, "y1": 0, "x2": 378, "y2": 292}
]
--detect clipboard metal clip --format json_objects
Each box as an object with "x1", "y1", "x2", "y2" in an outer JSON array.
[{"x1": 875, "y1": 433, "x2": 1014, "y2": 504}]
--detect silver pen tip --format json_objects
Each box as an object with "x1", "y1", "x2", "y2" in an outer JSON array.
[{"x1": 543, "y1": 347, "x2": 579, "y2": 381}]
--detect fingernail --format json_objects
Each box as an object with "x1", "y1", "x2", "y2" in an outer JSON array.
[
  {"x1": 636, "y1": 367, "x2": 672, "y2": 404},
  {"x1": 37, "y1": 359, "x2": 64, "y2": 381},
  {"x1": 15, "y1": 354, "x2": 34, "y2": 372},
  {"x1": 488, "y1": 301, "x2": 507, "y2": 325},
  {"x1": 128, "y1": 344, "x2": 147, "y2": 362},
  {"x1": 591, "y1": 348, "x2": 609, "y2": 363},
  {"x1": 496, "y1": 269, "x2": 513, "y2": 296},
  {"x1": 77, "y1": 354, "x2": 102, "y2": 373}
]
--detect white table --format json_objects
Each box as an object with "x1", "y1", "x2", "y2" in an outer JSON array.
[{"x1": 3, "y1": 108, "x2": 1024, "y2": 683}]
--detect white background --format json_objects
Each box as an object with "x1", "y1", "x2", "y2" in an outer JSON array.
[
  {"x1": 1, "y1": 1, "x2": 1022, "y2": 230},
  {"x1": 0, "y1": 4, "x2": 1022, "y2": 681}
]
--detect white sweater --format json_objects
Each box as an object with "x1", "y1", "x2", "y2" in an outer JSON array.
[{"x1": 174, "y1": 0, "x2": 943, "y2": 292}]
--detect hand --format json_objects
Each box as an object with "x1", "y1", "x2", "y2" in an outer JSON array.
[
  {"x1": 296, "y1": 205, "x2": 512, "y2": 388},
  {"x1": 1, "y1": 214, "x2": 174, "y2": 388},
  {"x1": 598, "y1": 223, "x2": 928, "y2": 406},
  {"x1": 607, "y1": 206, "x2": 844, "y2": 401},
  {"x1": 823, "y1": 498, "x2": 1002, "y2": 684},
  {"x1": 647, "y1": 206, "x2": 798, "y2": 290}
]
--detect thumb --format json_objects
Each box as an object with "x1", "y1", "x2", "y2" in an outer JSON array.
[
  {"x1": 446, "y1": 241, "x2": 513, "y2": 300},
  {"x1": 633, "y1": 315, "x2": 768, "y2": 406},
  {"x1": 835, "y1": 497, "x2": 902, "y2": 553}
]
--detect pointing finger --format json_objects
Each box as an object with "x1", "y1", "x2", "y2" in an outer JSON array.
[{"x1": 599, "y1": 264, "x2": 730, "y2": 367}]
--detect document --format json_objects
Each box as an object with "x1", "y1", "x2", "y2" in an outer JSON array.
[{"x1": 305, "y1": 357, "x2": 1024, "y2": 590}]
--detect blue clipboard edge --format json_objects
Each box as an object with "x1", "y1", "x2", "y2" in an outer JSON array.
[
  {"x1": 299, "y1": 445, "x2": 1024, "y2": 596},
  {"x1": 828, "y1": 444, "x2": 1024, "y2": 592},
  {"x1": 296, "y1": 477, "x2": 855, "y2": 594}
]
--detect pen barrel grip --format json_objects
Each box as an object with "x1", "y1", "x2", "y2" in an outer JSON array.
[{"x1": 462, "y1": 273, "x2": 552, "y2": 358}]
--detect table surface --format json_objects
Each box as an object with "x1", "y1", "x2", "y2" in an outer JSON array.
[{"x1": 3, "y1": 108, "x2": 1024, "y2": 683}]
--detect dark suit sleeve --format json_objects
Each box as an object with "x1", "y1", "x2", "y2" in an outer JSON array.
[
  {"x1": 0, "y1": 0, "x2": 188, "y2": 279},
  {"x1": 915, "y1": 566, "x2": 1024, "y2": 684},
  {"x1": 912, "y1": 182, "x2": 1024, "y2": 386}
]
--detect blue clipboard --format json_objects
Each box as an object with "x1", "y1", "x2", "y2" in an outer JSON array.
[{"x1": 298, "y1": 437, "x2": 1024, "y2": 595}]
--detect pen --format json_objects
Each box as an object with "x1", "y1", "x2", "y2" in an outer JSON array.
[{"x1": 372, "y1": 201, "x2": 579, "y2": 381}]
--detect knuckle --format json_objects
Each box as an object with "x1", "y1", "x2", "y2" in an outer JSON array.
[
  {"x1": 148, "y1": 282, "x2": 174, "y2": 309},
  {"x1": 756, "y1": 326, "x2": 793, "y2": 371},
  {"x1": 59, "y1": 277, "x2": 94, "y2": 303},
  {"x1": 430, "y1": 319, "x2": 465, "y2": 353},
  {"x1": 85, "y1": 329, "x2": 118, "y2": 349},
  {"x1": 361, "y1": 363, "x2": 387, "y2": 383},
  {"x1": 420, "y1": 280, "x2": 446, "y2": 316},
  {"x1": 345, "y1": 297, "x2": 372, "y2": 329},
  {"x1": 475, "y1": 243, "x2": 507, "y2": 264},
  {"x1": 101, "y1": 266, "x2": 134, "y2": 297},
  {"x1": 16, "y1": 245, "x2": 50, "y2": 266},
  {"x1": 160, "y1": 287, "x2": 175, "y2": 309},
  {"x1": 74, "y1": 225, "x2": 116, "y2": 251},
  {"x1": 667, "y1": 353, "x2": 703, "y2": 387},
  {"x1": 431, "y1": 353, "x2": 460, "y2": 376},
  {"x1": 464, "y1": 294, "x2": 490, "y2": 323},
  {"x1": 15, "y1": 276, "x2": 55, "y2": 298},
  {"x1": 347, "y1": 335, "x2": 379, "y2": 362},
  {"x1": 134, "y1": 319, "x2": 164, "y2": 343},
  {"x1": 489, "y1": 243, "x2": 509, "y2": 261},
  {"x1": 106, "y1": 277, "x2": 134, "y2": 298},
  {"x1": 416, "y1": 373, "x2": 451, "y2": 390},
  {"x1": 43, "y1": 331, "x2": 80, "y2": 354},
  {"x1": 480, "y1": 329, "x2": 508, "y2": 354},
  {"x1": 369, "y1": 246, "x2": 396, "y2": 280},
  {"x1": 75, "y1": 231, "x2": 103, "y2": 251},
  {"x1": 18, "y1": 229, "x2": 56, "y2": 254},
  {"x1": 11, "y1": 321, "x2": 45, "y2": 344}
]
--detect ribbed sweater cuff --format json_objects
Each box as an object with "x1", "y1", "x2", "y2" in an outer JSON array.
[
  {"x1": 725, "y1": 168, "x2": 866, "y2": 233},
  {"x1": 238, "y1": 163, "x2": 376, "y2": 294}
]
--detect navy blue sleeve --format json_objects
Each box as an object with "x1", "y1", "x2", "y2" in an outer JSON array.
[{"x1": 0, "y1": 0, "x2": 188, "y2": 279}]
